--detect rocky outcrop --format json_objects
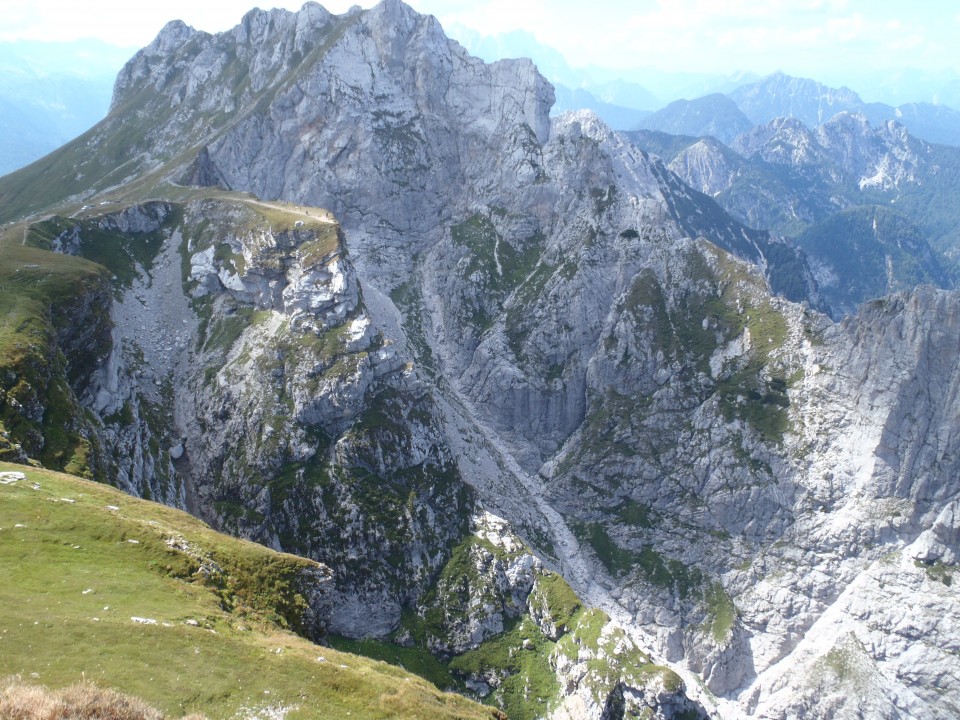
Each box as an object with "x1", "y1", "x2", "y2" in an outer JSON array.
[
  {"x1": 92, "y1": 197, "x2": 474, "y2": 635},
  {"x1": 549, "y1": 613, "x2": 701, "y2": 720},
  {"x1": 417, "y1": 512, "x2": 542, "y2": 655},
  {"x1": 9, "y1": 194, "x2": 472, "y2": 639}
]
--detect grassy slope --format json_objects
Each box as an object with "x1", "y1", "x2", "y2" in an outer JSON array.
[
  {"x1": 0, "y1": 225, "x2": 107, "y2": 361},
  {"x1": 0, "y1": 223, "x2": 112, "y2": 470},
  {"x1": 0, "y1": 461, "x2": 498, "y2": 720}
]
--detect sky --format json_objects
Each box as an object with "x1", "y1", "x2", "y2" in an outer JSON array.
[{"x1": 0, "y1": 0, "x2": 957, "y2": 77}]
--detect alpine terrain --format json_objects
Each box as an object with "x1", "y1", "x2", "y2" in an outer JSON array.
[
  {"x1": 0, "y1": 2, "x2": 958, "y2": 719},
  {"x1": 630, "y1": 111, "x2": 960, "y2": 318}
]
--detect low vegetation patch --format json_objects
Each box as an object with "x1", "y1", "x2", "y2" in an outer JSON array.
[
  {"x1": 0, "y1": 676, "x2": 206, "y2": 720},
  {"x1": 327, "y1": 636, "x2": 459, "y2": 691},
  {"x1": 570, "y1": 521, "x2": 704, "y2": 599},
  {"x1": 555, "y1": 609, "x2": 683, "y2": 701},
  {"x1": 533, "y1": 571, "x2": 582, "y2": 633},
  {"x1": 25, "y1": 208, "x2": 177, "y2": 289},
  {"x1": 915, "y1": 558, "x2": 955, "y2": 586},
  {"x1": 625, "y1": 247, "x2": 794, "y2": 444},
  {"x1": 450, "y1": 617, "x2": 559, "y2": 720},
  {"x1": 704, "y1": 582, "x2": 736, "y2": 643}
]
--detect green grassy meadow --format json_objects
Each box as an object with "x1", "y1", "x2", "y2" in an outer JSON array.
[{"x1": 0, "y1": 462, "x2": 499, "y2": 720}]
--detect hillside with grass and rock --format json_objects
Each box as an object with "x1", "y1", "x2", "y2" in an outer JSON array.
[{"x1": 0, "y1": 462, "x2": 502, "y2": 720}]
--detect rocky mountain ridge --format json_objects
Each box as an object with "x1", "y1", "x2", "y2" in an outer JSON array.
[
  {"x1": 629, "y1": 110, "x2": 960, "y2": 316},
  {"x1": 727, "y1": 71, "x2": 960, "y2": 147},
  {"x1": 638, "y1": 94, "x2": 753, "y2": 145},
  {"x1": 1, "y1": 2, "x2": 959, "y2": 718}
]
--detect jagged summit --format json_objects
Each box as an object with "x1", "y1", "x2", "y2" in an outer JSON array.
[
  {"x1": 370, "y1": 0, "x2": 426, "y2": 25},
  {"x1": 112, "y1": 0, "x2": 542, "y2": 136},
  {"x1": 0, "y1": 0, "x2": 554, "y2": 229},
  {"x1": 730, "y1": 71, "x2": 864, "y2": 126}
]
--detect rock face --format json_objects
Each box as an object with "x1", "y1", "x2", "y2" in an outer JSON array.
[
  {"x1": 123, "y1": 199, "x2": 475, "y2": 636},
  {"x1": 2, "y1": 2, "x2": 960, "y2": 719},
  {"x1": 10, "y1": 196, "x2": 472, "y2": 639}
]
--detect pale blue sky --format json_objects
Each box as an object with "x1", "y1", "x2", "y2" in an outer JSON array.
[{"x1": 1, "y1": 0, "x2": 957, "y2": 76}]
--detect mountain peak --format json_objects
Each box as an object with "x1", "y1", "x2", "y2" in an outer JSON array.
[
  {"x1": 639, "y1": 92, "x2": 752, "y2": 143},
  {"x1": 234, "y1": 5, "x2": 304, "y2": 44},
  {"x1": 148, "y1": 19, "x2": 202, "y2": 54},
  {"x1": 360, "y1": 0, "x2": 435, "y2": 39},
  {"x1": 552, "y1": 108, "x2": 611, "y2": 143},
  {"x1": 758, "y1": 70, "x2": 859, "y2": 95},
  {"x1": 12, "y1": 0, "x2": 554, "y2": 224},
  {"x1": 730, "y1": 71, "x2": 864, "y2": 126},
  {"x1": 373, "y1": 0, "x2": 419, "y2": 20}
]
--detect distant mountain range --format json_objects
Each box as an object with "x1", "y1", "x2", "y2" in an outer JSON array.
[
  {"x1": 728, "y1": 72, "x2": 960, "y2": 146},
  {"x1": 0, "y1": 39, "x2": 135, "y2": 176},
  {"x1": 638, "y1": 94, "x2": 752, "y2": 144},
  {"x1": 552, "y1": 85, "x2": 649, "y2": 129},
  {"x1": 3, "y1": 26, "x2": 959, "y2": 177},
  {"x1": 629, "y1": 111, "x2": 960, "y2": 316},
  {"x1": 449, "y1": 25, "x2": 960, "y2": 141}
]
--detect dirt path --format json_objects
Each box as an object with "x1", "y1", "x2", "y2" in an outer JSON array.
[{"x1": 242, "y1": 198, "x2": 338, "y2": 223}]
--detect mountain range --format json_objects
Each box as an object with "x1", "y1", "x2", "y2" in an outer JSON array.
[
  {"x1": 452, "y1": 27, "x2": 960, "y2": 145},
  {"x1": 5, "y1": 23, "x2": 960, "y2": 178},
  {"x1": 1, "y1": 2, "x2": 960, "y2": 719},
  {"x1": 629, "y1": 110, "x2": 960, "y2": 317},
  {"x1": 727, "y1": 72, "x2": 960, "y2": 147}
]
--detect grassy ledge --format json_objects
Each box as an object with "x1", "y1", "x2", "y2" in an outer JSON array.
[{"x1": 0, "y1": 462, "x2": 499, "y2": 720}]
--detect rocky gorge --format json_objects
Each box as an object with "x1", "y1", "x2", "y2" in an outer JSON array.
[{"x1": 0, "y1": 1, "x2": 958, "y2": 718}]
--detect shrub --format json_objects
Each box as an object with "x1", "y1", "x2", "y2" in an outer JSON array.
[{"x1": 0, "y1": 676, "x2": 208, "y2": 720}]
